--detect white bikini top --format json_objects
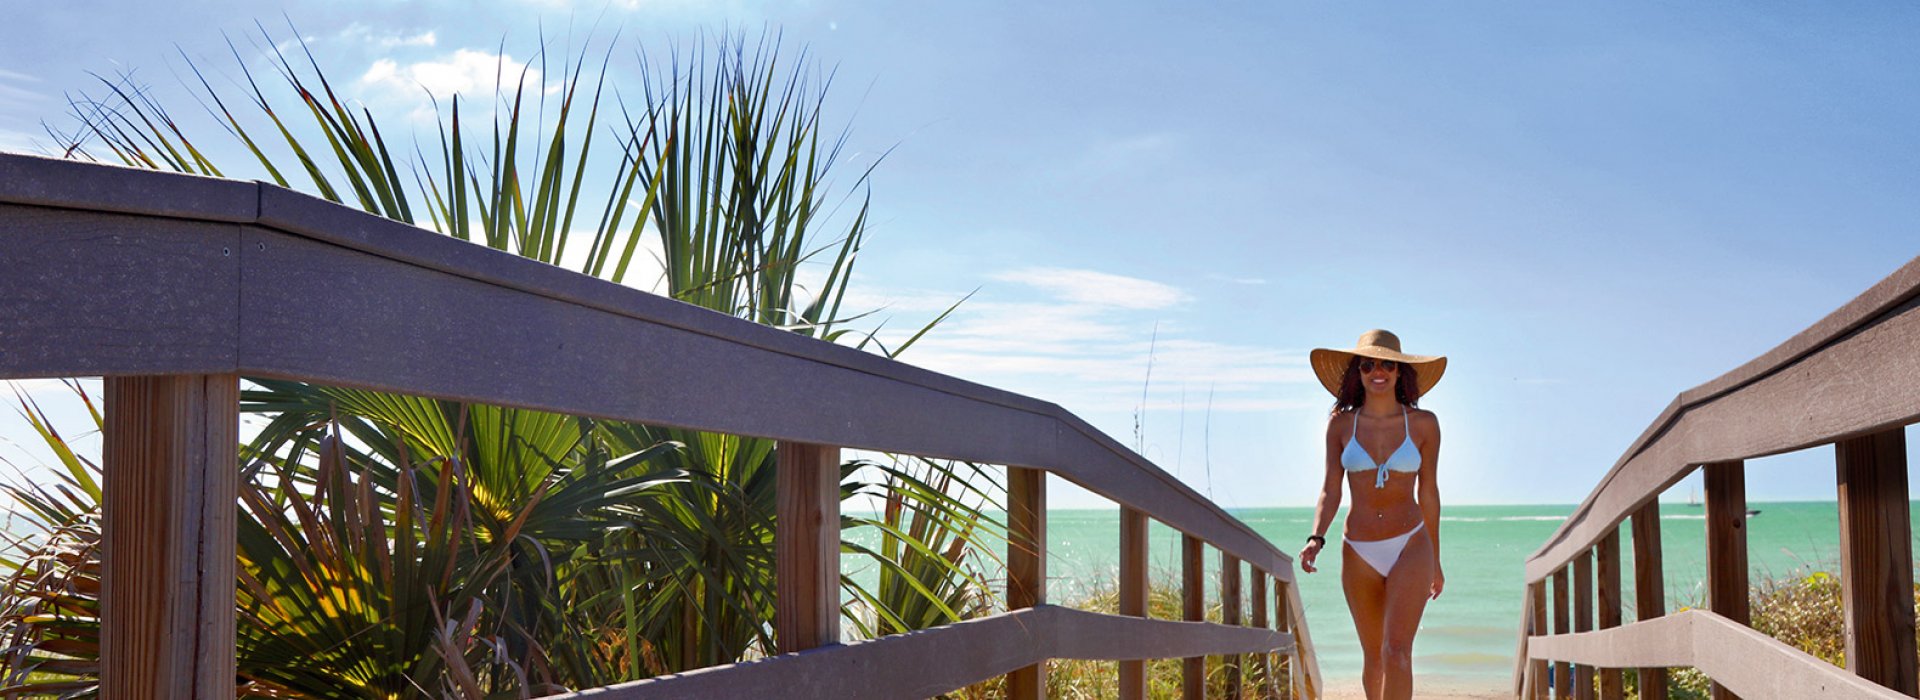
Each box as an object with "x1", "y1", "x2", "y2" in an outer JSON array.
[{"x1": 1340, "y1": 409, "x2": 1420, "y2": 488}]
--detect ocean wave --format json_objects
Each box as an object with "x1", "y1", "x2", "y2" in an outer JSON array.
[
  {"x1": 1440, "y1": 515, "x2": 1567, "y2": 522},
  {"x1": 1662, "y1": 514, "x2": 1707, "y2": 520}
]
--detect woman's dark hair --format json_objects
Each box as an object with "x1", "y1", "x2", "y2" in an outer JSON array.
[{"x1": 1331, "y1": 357, "x2": 1420, "y2": 414}]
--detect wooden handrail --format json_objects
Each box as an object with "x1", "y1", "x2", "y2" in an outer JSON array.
[
  {"x1": 0, "y1": 152, "x2": 1291, "y2": 579},
  {"x1": 1527, "y1": 610, "x2": 1908, "y2": 700},
  {"x1": 1517, "y1": 249, "x2": 1920, "y2": 698},
  {"x1": 567, "y1": 605, "x2": 1290, "y2": 699},
  {"x1": 1524, "y1": 252, "x2": 1920, "y2": 582},
  {"x1": 0, "y1": 152, "x2": 1321, "y2": 698}
]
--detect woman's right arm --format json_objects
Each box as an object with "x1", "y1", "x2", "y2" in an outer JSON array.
[{"x1": 1299, "y1": 414, "x2": 1345, "y2": 573}]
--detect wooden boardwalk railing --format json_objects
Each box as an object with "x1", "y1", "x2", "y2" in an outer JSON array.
[
  {"x1": 0, "y1": 152, "x2": 1321, "y2": 699},
  {"x1": 1514, "y1": 253, "x2": 1920, "y2": 700}
]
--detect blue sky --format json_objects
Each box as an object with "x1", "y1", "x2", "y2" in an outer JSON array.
[{"x1": 2, "y1": 2, "x2": 1917, "y2": 509}]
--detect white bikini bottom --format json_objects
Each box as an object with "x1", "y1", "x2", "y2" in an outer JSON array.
[{"x1": 1345, "y1": 522, "x2": 1425, "y2": 576}]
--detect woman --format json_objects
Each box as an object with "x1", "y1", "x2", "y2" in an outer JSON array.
[{"x1": 1298, "y1": 329, "x2": 1445, "y2": 700}]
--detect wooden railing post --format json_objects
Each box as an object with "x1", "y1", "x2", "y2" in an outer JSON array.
[
  {"x1": 1704, "y1": 461, "x2": 1748, "y2": 700},
  {"x1": 1573, "y1": 548, "x2": 1595, "y2": 700},
  {"x1": 100, "y1": 374, "x2": 239, "y2": 699},
  {"x1": 1184, "y1": 534, "x2": 1206, "y2": 700},
  {"x1": 1530, "y1": 581, "x2": 1550, "y2": 700},
  {"x1": 1275, "y1": 578, "x2": 1295, "y2": 700},
  {"x1": 776, "y1": 442, "x2": 840, "y2": 653},
  {"x1": 1119, "y1": 507, "x2": 1151, "y2": 700},
  {"x1": 1596, "y1": 529, "x2": 1623, "y2": 700},
  {"x1": 1006, "y1": 466, "x2": 1048, "y2": 699},
  {"x1": 1223, "y1": 554, "x2": 1243, "y2": 699},
  {"x1": 1554, "y1": 566, "x2": 1571, "y2": 700},
  {"x1": 1251, "y1": 572, "x2": 1272, "y2": 700},
  {"x1": 1631, "y1": 502, "x2": 1669, "y2": 700},
  {"x1": 1836, "y1": 429, "x2": 1918, "y2": 695}
]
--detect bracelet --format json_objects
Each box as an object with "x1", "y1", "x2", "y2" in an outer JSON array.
[{"x1": 1306, "y1": 534, "x2": 1327, "y2": 547}]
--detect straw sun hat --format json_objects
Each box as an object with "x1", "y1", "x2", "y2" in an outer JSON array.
[{"x1": 1309, "y1": 329, "x2": 1447, "y2": 400}]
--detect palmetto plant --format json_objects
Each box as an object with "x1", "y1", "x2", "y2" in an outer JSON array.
[
  {"x1": 3, "y1": 27, "x2": 993, "y2": 696},
  {"x1": 0, "y1": 383, "x2": 105, "y2": 696},
  {"x1": 843, "y1": 456, "x2": 1001, "y2": 640}
]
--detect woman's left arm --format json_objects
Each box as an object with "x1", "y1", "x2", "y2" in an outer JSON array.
[{"x1": 1417, "y1": 410, "x2": 1444, "y2": 599}]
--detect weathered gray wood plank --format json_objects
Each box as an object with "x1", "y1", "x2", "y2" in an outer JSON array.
[
  {"x1": 1120, "y1": 506, "x2": 1151, "y2": 700},
  {"x1": 1006, "y1": 466, "x2": 1047, "y2": 700},
  {"x1": 0, "y1": 204, "x2": 239, "y2": 378},
  {"x1": 558, "y1": 605, "x2": 1290, "y2": 700},
  {"x1": 1575, "y1": 549, "x2": 1596, "y2": 700},
  {"x1": 1631, "y1": 502, "x2": 1670, "y2": 700},
  {"x1": 1530, "y1": 610, "x2": 1912, "y2": 700},
  {"x1": 1281, "y1": 579, "x2": 1322, "y2": 699},
  {"x1": 1529, "y1": 610, "x2": 1693, "y2": 669},
  {"x1": 1224, "y1": 553, "x2": 1244, "y2": 699},
  {"x1": 0, "y1": 153, "x2": 1296, "y2": 580},
  {"x1": 100, "y1": 374, "x2": 237, "y2": 699},
  {"x1": 775, "y1": 443, "x2": 840, "y2": 653},
  {"x1": 0, "y1": 154, "x2": 257, "y2": 222},
  {"x1": 1555, "y1": 566, "x2": 1572, "y2": 699},
  {"x1": 1183, "y1": 534, "x2": 1205, "y2": 700},
  {"x1": 1528, "y1": 581, "x2": 1549, "y2": 700},
  {"x1": 1836, "y1": 429, "x2": 1917, "y2": 695},
  {"x1": 1596, "y1": 530, "x2": 1623, "y2": 700}
]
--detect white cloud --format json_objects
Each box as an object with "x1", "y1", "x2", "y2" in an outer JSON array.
[
  {"x1": 850, "y1": 268, "x2": 1310, "y2": 416},
  {"x1": 338, "y1": 24, "x2": 437, "y2": 49},
  {"x1": 361, "y1": 49, "x2": 536, "y2": 101},
  {"x1": 992, "y1": 267, "x2": 1190, "y2": 310}
]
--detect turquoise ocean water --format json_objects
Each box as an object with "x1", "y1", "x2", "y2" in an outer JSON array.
[{"x1": 1005, "y1": 502, "x2": 1893, "y2": 688}]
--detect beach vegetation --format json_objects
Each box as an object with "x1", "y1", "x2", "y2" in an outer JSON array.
[{"x1": 0, "y1": 28, "x2": 993, "y2": 696}]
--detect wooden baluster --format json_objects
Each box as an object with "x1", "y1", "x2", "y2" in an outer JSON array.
[
  {"x1": 1836, "y1": 430, "x2": 1918, "y2": 695},
  {"x1": 100, "y1": 375, "x2": 238, "y2": 699},
  {"x1": 1631, "y1": 502, "x2": 1669, "y2": 700},
  {"x1": 1554, "y1": 566, "x2": 1571, "y2": 700},
  {"x1": 1251, "y1": 572, "x2": 1273, "y2": 700},
  {"x1": 1597, "y1": 529, "x2": 1623, "y2": 700},
  {"x1": 1184, "y1": 535, "x2": 1207, "y2": 700},
  {"x1": 1531, "y1": 580, "x2": 1550, "y2": 700},
  {"x1": 1704, "y1": 461, "x2": 1748, "y2": 700},
  {"x1": 1120, "y1": 507, "x2": 1151, "y2": 700},
  {"x1": 1223, "y1": 554, "x2": 1243, "y2": 699},
  {"x1": 1275, "y1": 578, "x2": 1295, "y2": 700},
  {"x1": 1574, "y1": 549, "x2": 1595, "y2": 700},
  {"x1": 1006, "y1": 467, "x2": 1048, "y2": 699},
  {"x1": 1515, "y1": 589, "x2": 1529, "y2": 699},
  {"x1": 776, "y1": 442, "x2": 841, "y2": 653}
]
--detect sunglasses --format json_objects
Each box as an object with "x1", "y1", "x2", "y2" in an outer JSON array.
[{"x1": 1356, "y1": 358, "x2": 1401, "y2": 374}]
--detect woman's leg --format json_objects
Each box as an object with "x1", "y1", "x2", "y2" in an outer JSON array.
[
  {"x1": 1342, "y1": 544, "x2": 1388, "y2": 700},
  {"x1": 1379, "y1": 533, "x2": 1437, "y2": 700}
]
